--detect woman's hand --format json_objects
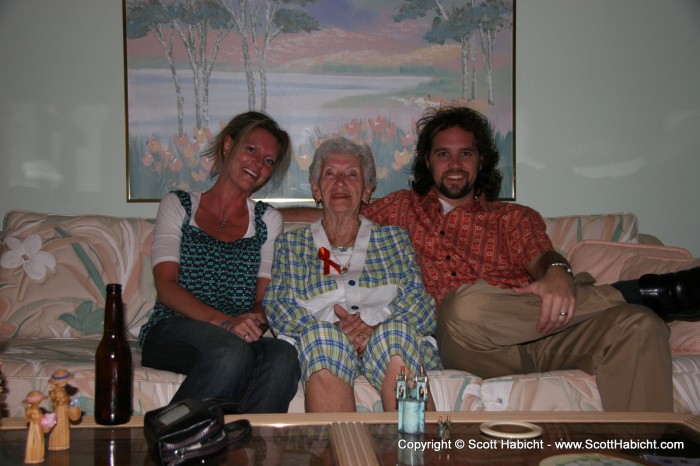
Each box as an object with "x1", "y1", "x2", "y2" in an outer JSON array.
[
  {"x1": 154, "y1": 264, "x2": 271, "y2": 342},
  {"x1": 212, "y1": 313, "x2": 267, "y2": 342},
  {"x1": 333, "y1": 304, "x2": 373, "y2": 354}
]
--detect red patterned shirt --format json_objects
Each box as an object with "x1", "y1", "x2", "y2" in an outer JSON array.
[{"x1": 363, "y1": 187, "x2": 554, "y2": 307}]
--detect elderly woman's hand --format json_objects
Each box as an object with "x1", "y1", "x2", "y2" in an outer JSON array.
[{"x1": 333, "y1": 304, "x2": 373, "y2": 354}]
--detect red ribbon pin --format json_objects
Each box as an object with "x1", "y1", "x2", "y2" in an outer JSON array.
[{"x1": 318, "y1": 247, "x2": 342, "y2": 275}]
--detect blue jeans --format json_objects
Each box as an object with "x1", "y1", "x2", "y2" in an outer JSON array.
[{"x1": 141, "y1": 318, "x2": 300, "y2": 413}]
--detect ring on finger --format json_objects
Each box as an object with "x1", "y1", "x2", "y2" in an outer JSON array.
[
  {"x1": 243, "y1": 332, "x2": 249, "y2": 339},
  {"x1": 559, "y1": 311, "x2": 568, "y2": 317}
]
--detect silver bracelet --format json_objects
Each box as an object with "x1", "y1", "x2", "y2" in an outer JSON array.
[{"x1": 548, "y1": 262, "x2": 574, "y2": 278}]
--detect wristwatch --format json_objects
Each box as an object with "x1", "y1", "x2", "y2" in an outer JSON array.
[{"x1": 548, "y1": 262, "x2": 574, "y2": 279}]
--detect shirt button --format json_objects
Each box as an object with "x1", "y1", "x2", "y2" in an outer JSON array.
[
  {"x1": 439, "y1": 231, "x2": 445, "y2": 235},
  {"x1": 451, "y1": 272, "x2": 457, "y2": 276},
  {"x1": 445, "y1": 255, "x2": 451, "y2": 260},
  {"x1": 349, "y1": 280, "x2": 356, "y2": 286},
  {"x1": 351, "y1": 305, "x2": 359, "y2": 310}
]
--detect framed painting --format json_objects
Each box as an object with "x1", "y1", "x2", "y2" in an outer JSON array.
[{"x1": 123, "y1": 0, "x2": 515, "y2": 203}]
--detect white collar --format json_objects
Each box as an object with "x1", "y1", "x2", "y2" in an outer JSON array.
[{"x1": 310, "y1": 216, "x2": 372, "y2": 278}]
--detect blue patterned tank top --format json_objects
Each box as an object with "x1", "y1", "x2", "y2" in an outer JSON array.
[{"x1": 138, "y1": 190, "x2": 270, "y2": 345}]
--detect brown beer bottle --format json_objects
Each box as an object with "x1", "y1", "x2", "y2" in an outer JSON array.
[{"x1": 95, "y1": 283, "x2": 133, "y2": 425}]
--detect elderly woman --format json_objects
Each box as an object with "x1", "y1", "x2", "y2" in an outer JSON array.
[{"x1": 264, "y1": 137, "x2": 442, "y2": 412}]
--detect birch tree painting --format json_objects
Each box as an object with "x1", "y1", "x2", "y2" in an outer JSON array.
[{"x1": 124, "y1": 0, "x2": 514, "y2": 201}]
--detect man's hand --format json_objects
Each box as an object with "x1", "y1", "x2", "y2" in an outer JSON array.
[{"x1": 513, "y1": 266, "x2": 576, "y2": 335}]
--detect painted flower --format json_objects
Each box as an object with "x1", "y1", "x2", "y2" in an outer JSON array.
[
  {"x1": 173, "y1": 132, "x2": 190, "y2": 149},
  {"x1": 294, "y1": 152, "x2": 312, "y2": 171},
  {"x1": 392, "y1": 148, "x2": 413, "y2": 170},
  {"x1": 1, "y1": 234, "x2": 57, "y2": 281},
  {"x1": 168, "y1": 156, "x2": 183, "y2": 172},
  {"x1": 191, "y1": 169, "x2": 209, "y2": 182},
  {"x1": 199, "y1": 154, "x2": 214, "y2": 173},
  {"x1": 342, "y1": 118, "x2": 363, "y2": 137},
  {"x1": 400, "y1": 130, "x2": 416, "y2": 147},
  {"x1": 194, "y1": 127, "x2": 212, "y2": 144},
  {"x1": 313, "y1": 135, "x2": 329, "y2": 150},
  {"x1": 160, "y1": 149, "x2": 174, "y2": 163},
  {"x1": 147, "y1": 135, "x2": 163, "y2": 153},
  {"x1": 142, "y1": 151, "x2": 154, "y2": 167},
  {"x1": 382, "y1": 121, "x2": 397, "y2": 141},
  {"x1": 369, "y1": 115, "x2": 388, "y2": 133},
  {"x1": 183, "y1": 141, "x2": 200, "y2": 159}
]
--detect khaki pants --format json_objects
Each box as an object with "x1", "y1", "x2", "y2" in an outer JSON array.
[{"x1": 436, "y1": 274, "x2": 673, "y2": 412}]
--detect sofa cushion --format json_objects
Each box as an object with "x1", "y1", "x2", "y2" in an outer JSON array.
[
  {"x1": 480, "y1": 370, "x2": 602, "y2": 411},
  {"x1": 544, "y1": 212, "x2": 639, "y2": 255},
  {"x1": 0, "y1": 338, "x2": 184, "y2": 417},
  {"x1": 671, "y1": 355, "x2": 700, "y2": 413},
  {"x1": 0, "y1": 210, "x2": 156, "y2": 340},
  {"x1": 478, "y1": 357, "x2": 700, "y2": 413}
]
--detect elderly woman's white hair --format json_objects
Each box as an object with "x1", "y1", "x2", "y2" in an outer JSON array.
[{"x1": 308, "y1": 137, "x2": 377, "y2": 192}]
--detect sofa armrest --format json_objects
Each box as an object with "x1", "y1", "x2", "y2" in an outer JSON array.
[
  {"x1": 567, "y1": 240, "x2": 693, "y2": 285},
  {"x1": 567, "y1": 240, "x2": 700, "y2": 357}
]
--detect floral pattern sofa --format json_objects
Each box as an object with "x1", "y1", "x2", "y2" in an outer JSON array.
[{"x1": 1, "y1": 209, "x2": 700, "y2": 417}]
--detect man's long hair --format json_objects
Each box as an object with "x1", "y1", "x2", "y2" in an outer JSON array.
[{"x1": 411, "y1": 106, "x2": 503, "y2": 200}]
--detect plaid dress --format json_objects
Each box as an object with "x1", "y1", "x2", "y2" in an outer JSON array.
[{"x1": 264, "y1": 216, "x2": 442, "y2": 391}]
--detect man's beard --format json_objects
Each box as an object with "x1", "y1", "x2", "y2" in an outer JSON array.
[{"x1": 436, "y1": 175, "x2": 475, "y2": 200}]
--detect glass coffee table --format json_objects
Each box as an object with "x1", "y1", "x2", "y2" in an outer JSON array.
[{"x1": 1, "y1": 412, "x2": 700, "y2": 465}]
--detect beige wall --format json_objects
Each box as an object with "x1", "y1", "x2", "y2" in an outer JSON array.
[{"x1": 1, "y1": 0, "x2": 699, "y2": 254}]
